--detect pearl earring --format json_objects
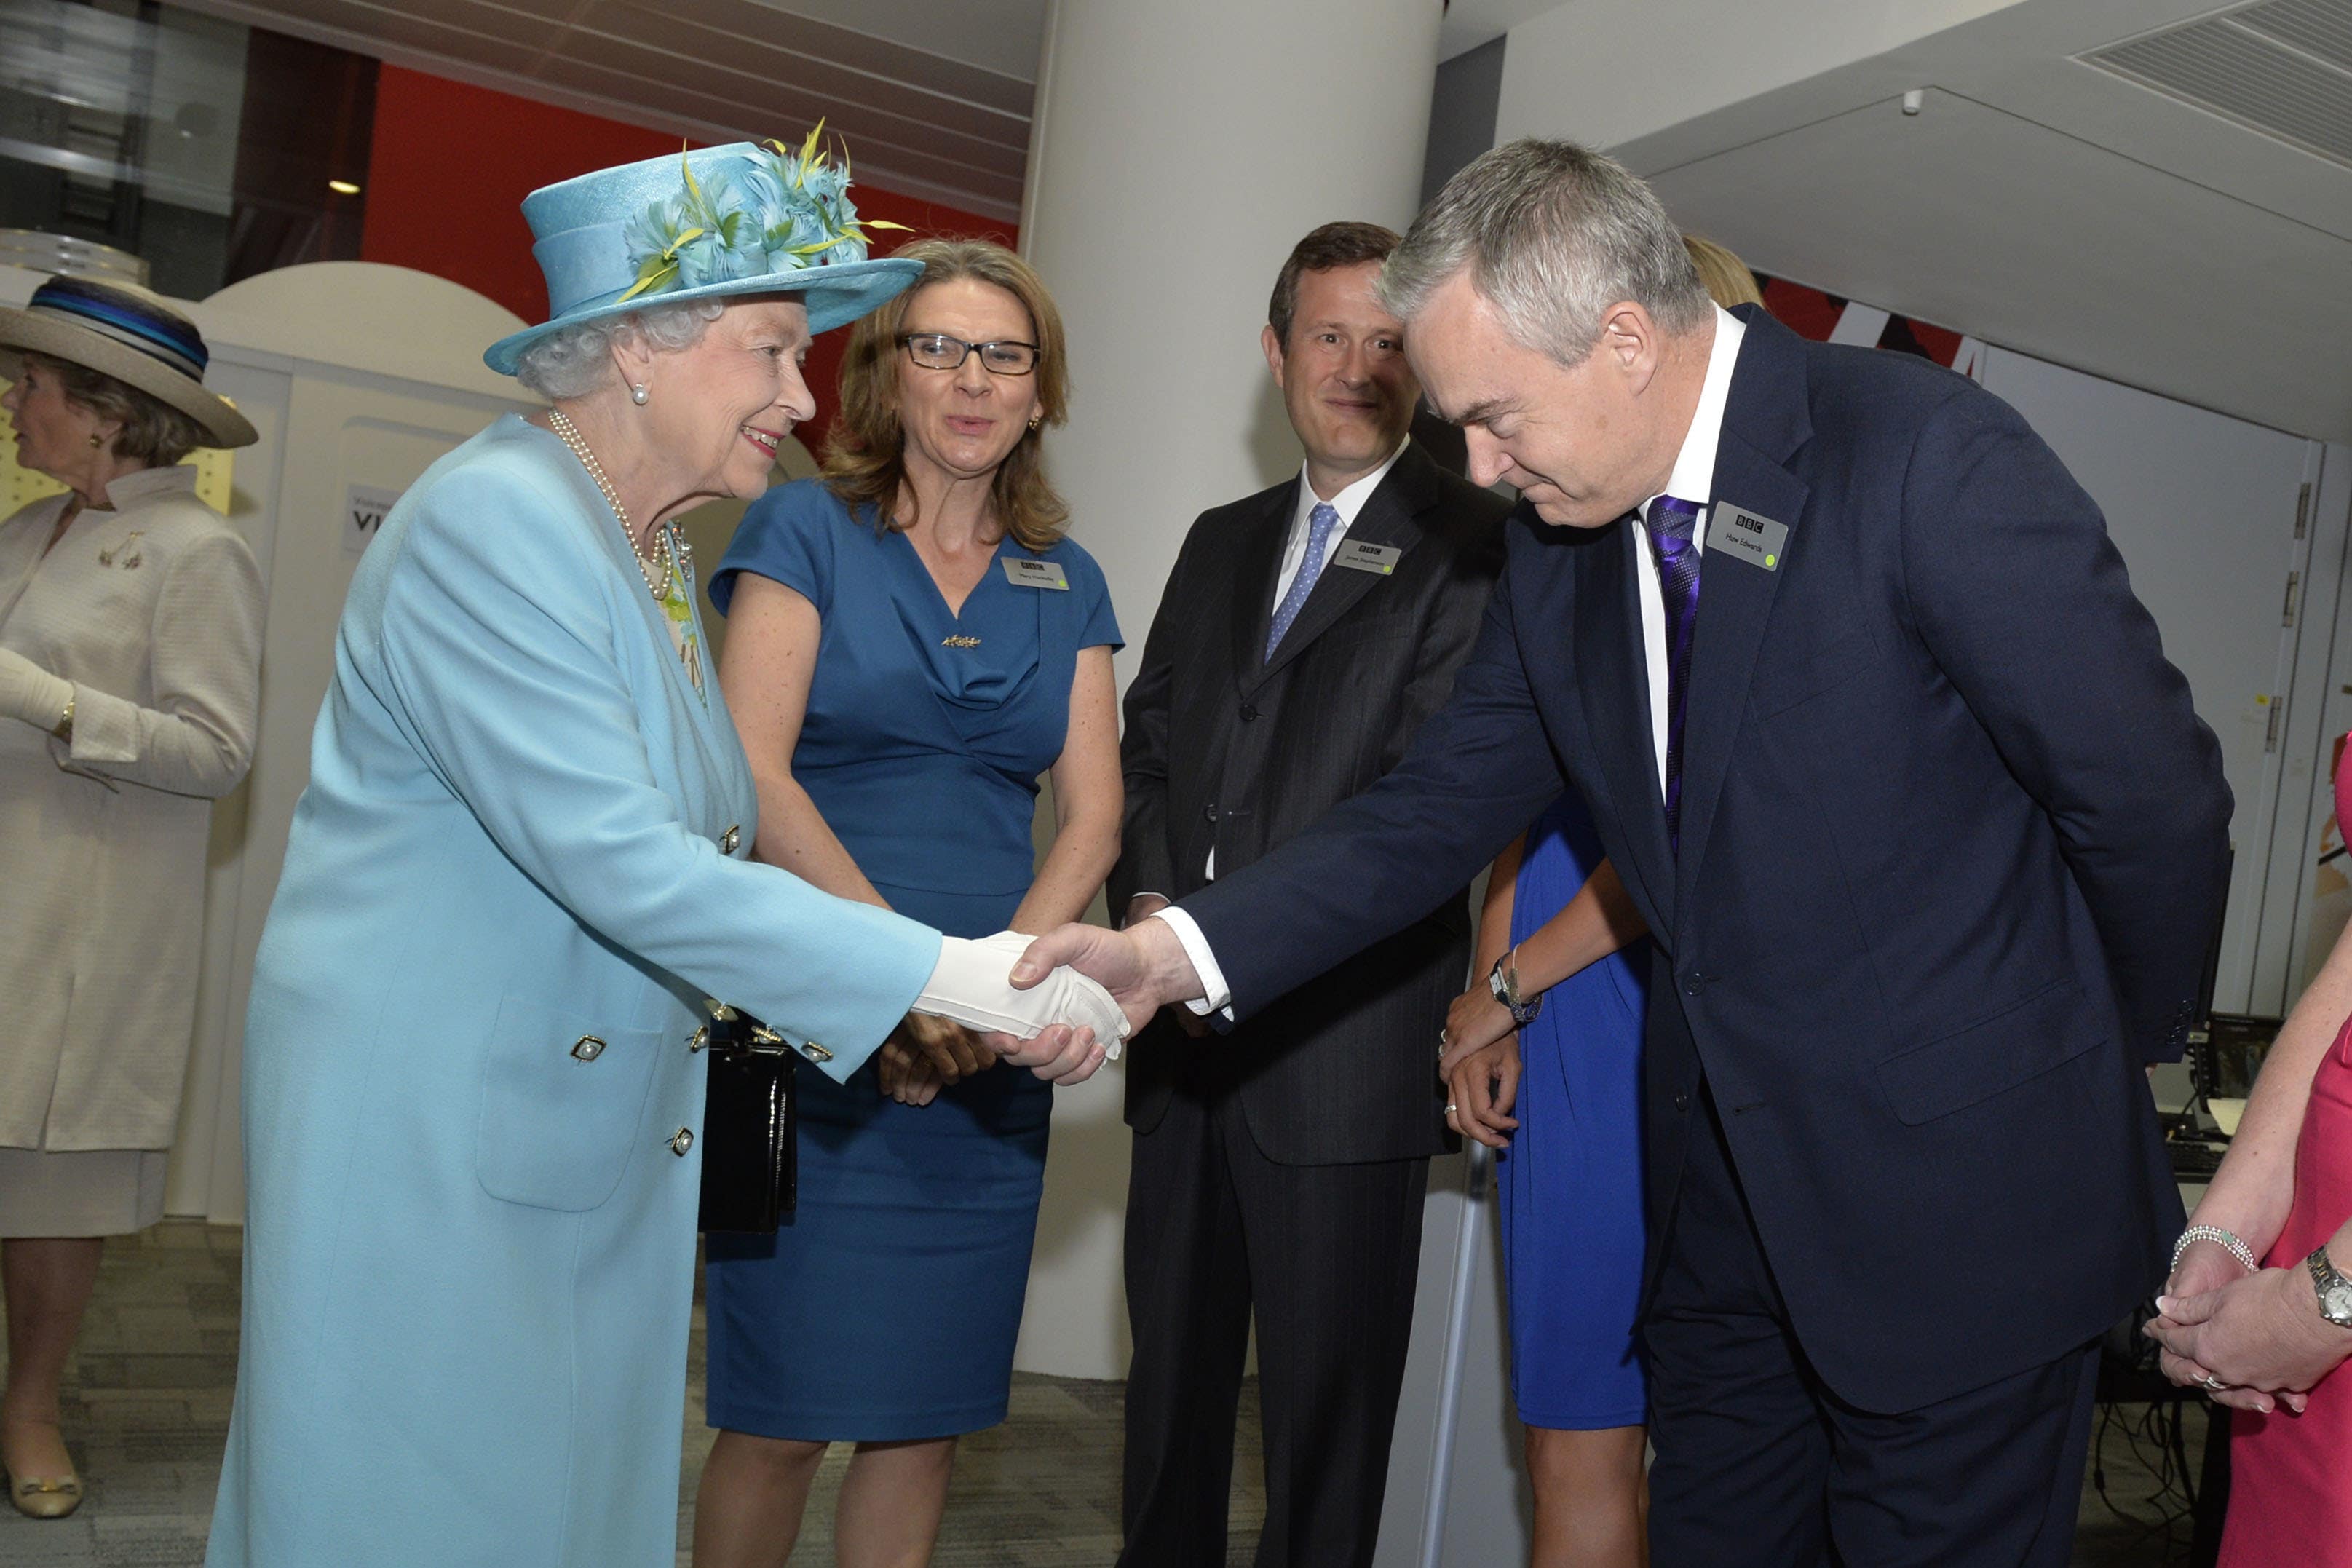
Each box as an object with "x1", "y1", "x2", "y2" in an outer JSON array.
[
  {"x1": 630, "y1": 384, "x2": 650, "y2": 405},
  {"x1": 1027, "y1": 413, "x2": 1042, "y2": 432}
]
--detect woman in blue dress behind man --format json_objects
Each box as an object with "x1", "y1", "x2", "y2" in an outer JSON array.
[
  {"x1": 1448, "y1": 797, "x2": 1651, "y2": 1567},
  {"x1": 695, "y1": 239, "x2": 1122, "y2": 1567}
]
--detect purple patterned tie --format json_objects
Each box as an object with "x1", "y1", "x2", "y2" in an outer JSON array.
[{"x1": 1647, "y1": 494, "x2": 1703, "y2": 852}]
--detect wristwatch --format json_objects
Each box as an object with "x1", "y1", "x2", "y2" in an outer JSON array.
[
  {"x1": 1488, "y1": 950, "x2": 1543, "y2": 1029},
  {"x1": 2307, "y1": 1246, "x2": 2352, "y2": 1330}
]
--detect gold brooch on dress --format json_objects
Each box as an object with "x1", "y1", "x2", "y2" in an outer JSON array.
[{"x1": 941, "y1": 634, "x2": 981, "y2": 649}]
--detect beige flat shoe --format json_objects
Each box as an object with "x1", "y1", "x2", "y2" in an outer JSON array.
[{"x1": 7, "y1": 1468, "x2": 83, "y2": 1519}]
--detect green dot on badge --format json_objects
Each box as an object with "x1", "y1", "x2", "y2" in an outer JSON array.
[{"x1": 1765, "y1": 553, "x2": 1778, "y2": 567}]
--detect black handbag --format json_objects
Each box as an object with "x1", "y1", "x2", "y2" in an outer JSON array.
[{"x1": 694, "y1": 1005, "x2": 798, "y2": 1235}]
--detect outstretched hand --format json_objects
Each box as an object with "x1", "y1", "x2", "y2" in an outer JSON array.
[{"x1": 1010, "y1": 916, "x2": 1205, "y2": 1040}]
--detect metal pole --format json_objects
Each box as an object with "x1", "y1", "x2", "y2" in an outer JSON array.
[{"x1": 1417, "y1": 1141, "x2": 1492, "y2": 1568}]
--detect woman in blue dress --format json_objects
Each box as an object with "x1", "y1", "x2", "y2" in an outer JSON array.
[
  {"x1": 697, "y1": 239, "x2": 1122, "y2": 1567},
  {"x1": 1444, "y1": 798, "x2": 1651, "y2": 1568}
]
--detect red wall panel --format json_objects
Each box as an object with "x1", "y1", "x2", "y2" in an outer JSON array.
[{"x1": 358, "y1": 64, "x2": 1017, "y2": 440}]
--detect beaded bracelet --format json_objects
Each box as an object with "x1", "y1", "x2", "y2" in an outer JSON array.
[{"x1": 2172, "y1": 1225, "x2": 2260, "y2": 1275}]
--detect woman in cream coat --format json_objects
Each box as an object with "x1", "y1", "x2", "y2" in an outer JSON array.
[
  {"x1": 0, "y1": 275, "x2": 263, "y2": 1520},
  {"x1": 204, "y1": 141, "x2": 1118, "y2": 1568}
]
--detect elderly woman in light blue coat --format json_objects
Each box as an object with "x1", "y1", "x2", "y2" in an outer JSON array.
[{"x1": 205, "y1": 140, "x2": 1119, "y2": 1568}]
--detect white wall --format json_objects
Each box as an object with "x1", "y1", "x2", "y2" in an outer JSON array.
[{"x1": 1973, "y1": 345, "x2": 2321, "y2": 1017}]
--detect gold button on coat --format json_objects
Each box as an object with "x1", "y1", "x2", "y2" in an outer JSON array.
[
  {"x1": 668, "y1": 1128, "x2": 694, "y2": 1156},
  {"x1": 719, "y1": 825, "x2": 741, "y2": 855},
  {"x1": 799, "y1": 1041, "x2": 833, "y2": 1064},
  {"x1": 688, "y1": 1024, "x2": 709, "y2": 1053},
  {"x1": 570, "y1": 1035, "x2": 606, "y2": 1062}
]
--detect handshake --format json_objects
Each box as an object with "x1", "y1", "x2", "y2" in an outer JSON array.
[
  {"x1": 906, "y1": 930, "x2": 1136, "y2": 1087},
  {"x1": 906, "y1": 920, "x2": 1211, "y2": 1088}
]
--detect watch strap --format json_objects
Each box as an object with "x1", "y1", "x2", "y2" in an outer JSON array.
[
  {"x1": 1488, "y1": 952, "x2": 1543, "y2": 1029},
  {"x1": 2307, "y1": 1246, "x2": 2352, "y2": 1330}
]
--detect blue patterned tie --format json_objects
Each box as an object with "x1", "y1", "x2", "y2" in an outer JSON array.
[
  {"x1": 1647, "y1": 494, "x2": 1703, "y2": 852},
  {"x1": 1266, "y1": 502, "x2": 1340, "y2": 660}
]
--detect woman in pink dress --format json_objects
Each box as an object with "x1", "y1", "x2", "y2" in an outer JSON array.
[{"x1": 2150, "y1": 749, "x2": 2352, "y2": 1561}]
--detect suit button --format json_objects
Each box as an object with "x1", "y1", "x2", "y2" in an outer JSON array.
[
  {"x1": 570, "y1": 1034, "x2": 606, "y2": 1062},
  {"x1": 1673, "y1": 1090, "x2": 1692, "y2": 1112},
  {"x1": 800, "y1": 1041, "x2": 834, "y2": 1064},
  {"x1": 1240, "y1": 704, "x2": 1258, "y2": 722},
  {"x1": 721, "y1": 824, "x2": 742, "y2": 855},
  {"x1": 1682, "y1": 973, "x2": 1706, "y2": 997},
  {"x1": 668, "y1": 1128, "x2": 694, "y2": 1156},
  {"x1": 1203, "y1": 802, "x2": 1218, "y2": 823}
]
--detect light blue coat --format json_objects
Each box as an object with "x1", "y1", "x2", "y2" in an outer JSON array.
[{"x1": 206, "y1": 416, "x2": 940, "y2": 1567}]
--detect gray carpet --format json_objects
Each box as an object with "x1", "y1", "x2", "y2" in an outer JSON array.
[{"x1": 0, "y1": 1220, "x2": 2206, "y2": 1564}]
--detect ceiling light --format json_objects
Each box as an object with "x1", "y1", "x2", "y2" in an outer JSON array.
[{"x1": 328, "y1": 179, "x2": 361, "y2": 195}]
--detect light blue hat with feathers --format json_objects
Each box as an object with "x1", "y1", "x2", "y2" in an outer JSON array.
[{"x1": 484, "y1": 130, "x2": 923, "y2": 376}]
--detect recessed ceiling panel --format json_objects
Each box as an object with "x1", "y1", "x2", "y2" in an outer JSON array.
[
  {"x1": 1647, "y1": 88, "x2": 2352, "y2": 441},
  {"x1": 2083, "y1": 1, "x2": 2352, "y2": 170},
  {"x1": 2238, "y1": 0, "x2": 2352, "y2": 71},
  {"x1": 162, "y1": 0, "x2": 1033, "y2": 218},
  {"x1": 577, "y1": 2, "x2": 1029, "y2": 148}
]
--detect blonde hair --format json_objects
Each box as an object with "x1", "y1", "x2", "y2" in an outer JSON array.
[
  {"x1": 1682, "y1": 234, "x2": 1765, "y2": 310},
  {"x1": 822, "y1": 239, "x2": 1070, "y2": 552}
]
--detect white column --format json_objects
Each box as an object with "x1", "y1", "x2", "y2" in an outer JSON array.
[{"x1": 1010, "y1": 0, "x2": 1442, "y2": 1382}]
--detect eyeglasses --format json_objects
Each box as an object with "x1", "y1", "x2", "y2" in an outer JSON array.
[{"x1": 898, "y1": 333, "x2": 1040, "y2": 376}]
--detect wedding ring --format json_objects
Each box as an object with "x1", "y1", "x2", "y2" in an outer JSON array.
[
  {"x1": 2201, "y1": 1373, "x2": 2226, "y2": 1393},
  {"x1": 1445, "y1": 1103, "x2": 1458, "y2": 1116}
]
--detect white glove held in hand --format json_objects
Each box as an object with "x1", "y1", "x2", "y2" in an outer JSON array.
[
  {"x1": 0, "y1": 647, "x2": 72, "y2": 732},
  {"x1": 915, "y1": 931, "x2": 1131, "y2": 1060}
]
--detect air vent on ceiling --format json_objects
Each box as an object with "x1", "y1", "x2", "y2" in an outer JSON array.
[{"x1": 2081, "y1": 0, "x2": 2352, "y2": 171}]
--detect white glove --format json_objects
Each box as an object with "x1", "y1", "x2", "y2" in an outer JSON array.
[
  {"x1": 914, "y1": 930, "x2": 1132, "y2": 1060},
  {"x1": 0, "y1": 646, "x2": 72, "y2": 732}
]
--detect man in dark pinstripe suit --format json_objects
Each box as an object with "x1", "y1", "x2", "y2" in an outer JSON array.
[{"x1": 1109, "y1": 221, "x2": 1510, "y2": 1568}]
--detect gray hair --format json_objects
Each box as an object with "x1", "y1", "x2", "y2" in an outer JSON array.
[
  {"x1": 1379, "y1": 139, "x2": 1712, "y2": 366},
  {"x1": 512, "y1": 297, "x2": 729, "y2": 400}
]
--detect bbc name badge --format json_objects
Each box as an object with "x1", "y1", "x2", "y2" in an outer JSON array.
[
  {"x1": 1711, "y1": 504, "x2": 1789, "y2": 571},
  {"x1": 1332, "y1": 539, "x2": 1403, "y2": 576},
  {"x1": 1002, "y1": 556, "x2": 1070, "y2": 590}
]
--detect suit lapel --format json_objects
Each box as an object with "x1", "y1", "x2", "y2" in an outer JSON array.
[
  {"x1": 1673, "y1": 309, "x2": 1814, "y2": 903},
  {"x1": 1575, "y1": 519, "x2": 1676, "y2": 936},
  {"x1": 1249, "y1": 444, "x2": 1440, "y2": 692},
  {"x1": 1229, "y1": 480, "x2": 1296, "y2": 687}
]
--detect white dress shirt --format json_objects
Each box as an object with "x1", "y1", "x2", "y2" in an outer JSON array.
[
  {"x1": 1630, "y1": 304, "x2": 1744, "y2": 795},
  {"x1": 1160, "y1": 307, "x2": 1747, "y2": 1014},
  {"x1": 1271, "y1": 438, "x2": 1411, "y2": 610}
]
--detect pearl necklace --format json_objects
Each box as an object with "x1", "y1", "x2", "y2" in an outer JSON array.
[{"x1": 546, "y1": 407, "x2": 678, "y2": 601}]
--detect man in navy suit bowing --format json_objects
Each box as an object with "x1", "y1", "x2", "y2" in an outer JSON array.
[{"x1": 1015, "y1": 140, "x2": 2232, "y2": 1564}]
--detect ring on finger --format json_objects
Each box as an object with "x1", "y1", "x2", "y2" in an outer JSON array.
[
  {"x1": 2201, "y1": 1373, "x2": 2227, "y2": 1393},
  {"x1": 1445, "y1": 1102, "x2": 1458, "y2": 1116}
]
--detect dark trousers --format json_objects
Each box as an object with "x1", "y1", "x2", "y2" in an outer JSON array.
[
  {"x1": 1118, "y1": 1070, "x2": 1428, "y2": 1568},
  {"x1": 1644, "y1": 1088, "x2": 2102, "y2": 1567}
]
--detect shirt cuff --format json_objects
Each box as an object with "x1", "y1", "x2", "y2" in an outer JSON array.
[{"x1": 1152, "y1": 906, "x2": 1234, "y2": 1018}]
